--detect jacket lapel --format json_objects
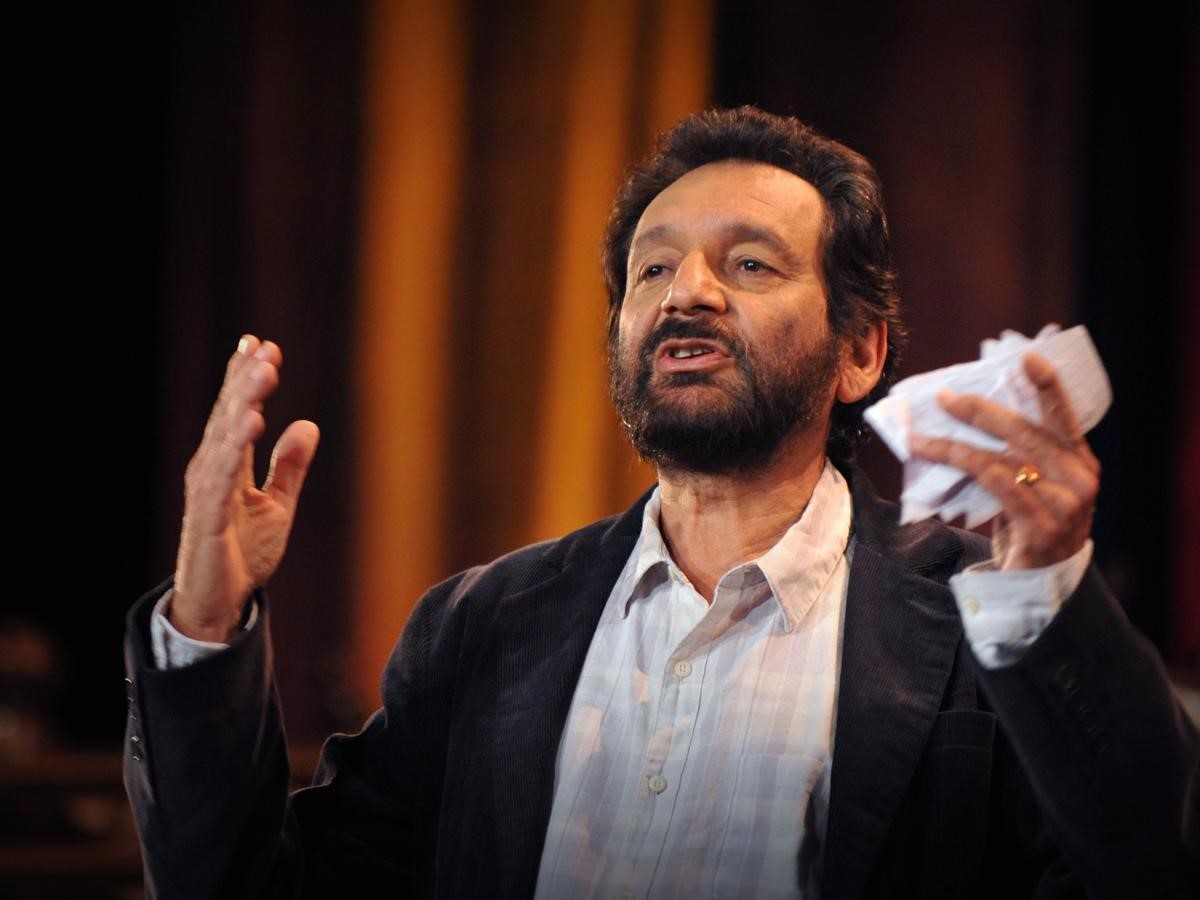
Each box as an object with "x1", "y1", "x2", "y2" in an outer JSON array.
[
  {"x1": 476, "y1": 472, "x2": 970, "y2": 899},
  {"x1": 489, "y1": 495, "x2": 648, "y2": 899},
  {"x1": 821, "y1": 469, "x2": 968, "y2": 900}
]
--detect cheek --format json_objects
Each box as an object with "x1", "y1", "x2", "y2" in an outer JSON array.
[
  {"x1": 617, "y1": 297, "x2": 657, "y2": 350},
  {"x1": 767, "y1": 293, "x2": 832, "y2": 347}
]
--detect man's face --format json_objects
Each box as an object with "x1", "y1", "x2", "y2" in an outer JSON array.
[{"x1": 609, "y1": 160, "x2": 843, "y2": 476}]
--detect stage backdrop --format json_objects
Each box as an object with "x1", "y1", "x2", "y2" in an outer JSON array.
[{"x1": 43, "y1": 0, "x2": 1196, "y2": 746}]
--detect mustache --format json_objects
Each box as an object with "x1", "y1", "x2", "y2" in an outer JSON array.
[{"x1": 637, "y1": 317, "x2": 747, "y2": 367}]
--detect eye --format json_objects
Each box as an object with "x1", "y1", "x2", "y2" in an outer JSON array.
[
  {"x1": 738, "y1": 258, "x2": 770, "y2": 273},
  {"x1": 640, "y1": 263, "x2": 668, "y2": 281}
]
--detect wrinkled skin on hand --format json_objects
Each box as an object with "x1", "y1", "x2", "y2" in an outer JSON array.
[{"x1": 171, "y1": 336, "x2": 320, "y2": 642}]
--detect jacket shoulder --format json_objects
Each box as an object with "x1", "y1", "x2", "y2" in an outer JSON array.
[
  {"x1": 391, "y1": 490, "x2": 651, "y2": 672},
  {"x1": 424, "y1": 491, "x2": 649, "y2": 610}
]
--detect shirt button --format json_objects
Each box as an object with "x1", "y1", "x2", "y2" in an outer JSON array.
[
  {"x1": 673, "y1": 660, "x2": 693, "y2": 678},
  {"x1": 648, "y1": 774, "x2": 668, "y2": 794},
  {"x1": 963, "y1": 596, "x2": 981, "y2": 616}
]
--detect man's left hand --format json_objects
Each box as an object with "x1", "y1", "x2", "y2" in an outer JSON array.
[{"x1": 909, "y1": 352, "x2": 1100, "y2": 571}]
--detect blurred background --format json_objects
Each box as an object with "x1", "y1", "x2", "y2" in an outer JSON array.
[{"x1": 7, "y1": 0, "x2": 1198, "y2": 895}]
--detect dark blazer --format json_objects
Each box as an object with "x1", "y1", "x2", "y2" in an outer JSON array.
[{"x1": 123, "y1": 469, "x2": 1199, "y2": 899}]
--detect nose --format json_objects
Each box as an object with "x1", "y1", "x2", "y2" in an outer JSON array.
[{"x1": 661, "y1": 251, "x2": 727, "y2": 316}]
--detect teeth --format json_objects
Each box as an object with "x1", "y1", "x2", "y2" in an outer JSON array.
[{"x1": 669, "y1": 347, "x2": 713, "y2": 359}]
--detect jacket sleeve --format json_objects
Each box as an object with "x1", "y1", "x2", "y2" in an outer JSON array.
[
  {"x1": 123, "y1": 573, "x2": 470, "y2": 899},
  {"x1": 975, "y1": 565, "x2": 1200, "y2": 899}
]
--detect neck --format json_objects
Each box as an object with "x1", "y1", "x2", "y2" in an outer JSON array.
[{"x1": 656, "y1": 430, "x2": 830, "y2": 603}]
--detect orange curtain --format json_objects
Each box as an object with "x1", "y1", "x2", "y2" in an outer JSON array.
[
  {"x1": 352, "y1": 0, "x2": 712, "y2": 708},
  {"x1": 530, "y1": 0, "x2": 713, "y2": 539},
  {"x1": 352, "y1": 0, "x2": 466, "y2": 707}
]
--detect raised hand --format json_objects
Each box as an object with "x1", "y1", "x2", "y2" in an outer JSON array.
[
  {"x1": 170, "y1": 335, "x2": 320, "y2": 641},
  {"x1": 909, "y1": 352, "x2": 1099, "y2": 570}
]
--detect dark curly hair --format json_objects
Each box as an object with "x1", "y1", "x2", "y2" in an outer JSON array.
[{"x1": 601, "y1": 106, "x2": 906, "y2": 464}]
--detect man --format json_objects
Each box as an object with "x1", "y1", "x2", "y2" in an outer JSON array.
[{"x1": 124, "y1": 107, "x2": 1198, "y2": 898}]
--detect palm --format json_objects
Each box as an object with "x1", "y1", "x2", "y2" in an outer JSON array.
[
  {"x1": 239, "y1": 485, "x2": 295, "y2": 584},
  {"x1": 172, "y1": 337, "x2": 319, "y2": 641}
]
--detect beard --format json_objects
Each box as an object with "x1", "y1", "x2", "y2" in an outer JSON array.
[{"x1": 608, "y1": 316, "x2": 842, "y2": 476}]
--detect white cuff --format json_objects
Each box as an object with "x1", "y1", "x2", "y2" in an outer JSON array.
[
  {"x1": 150, "y1": 589, "x2": 259, "y2": 670},
  {"x1": 950, "y1": 540, "x2": 1093, "y2": 669}
]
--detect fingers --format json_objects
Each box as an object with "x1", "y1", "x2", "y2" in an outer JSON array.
[
  {"x1": 932, "y1": 354, "x2": 1084, "y2": 449},
  {"x1": 187, "y1": 335, "x2": 284, "y2": 527},
  {"x1": 909, "y1": 434, "x2": 1082, "y2": 523},
  {"x1": 910, "y1": 356, "x2": 1100, "y2": 568},
  {"x1": 935, "y1": 388, "x2": 1098, "y2": 494},
  {"x1": 1023, "y1": 352, "x2": 1085, "y2": 444},
  {"x1": 252, "y1": 337, "x2": 283, "y2": 369},
  {"x1": 909, "y1": 430, "x2": 1095, "y2": 567},
  {"x1": 208, "y1": 336, "x2": 281, "y2": 463},
  {"x1": 264, "y1": 420, "x2": 320, "y2": 511},
  {"x1": 905, "y1": 352, "x2": 1101, "y2": 569},
  {"x1": 175, "y1": 335, "x2": 307, "y2": 639}
]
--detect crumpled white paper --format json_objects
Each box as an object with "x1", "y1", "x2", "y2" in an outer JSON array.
[{"x1": 863, "y1": 324, "x2": 1111, "y2": 527}]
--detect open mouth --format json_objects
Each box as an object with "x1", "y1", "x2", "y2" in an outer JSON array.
[
  {"x1": 667, "y1": 346, "x2": 715, "y2": 359},
  {"x1": 656, "y1": 339, "x2": 733, "y2": 373}
]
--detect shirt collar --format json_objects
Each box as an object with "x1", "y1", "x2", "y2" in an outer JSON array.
[
  {"x1": 621, "y1": 461, "x2": 854, "y2": 631},
  {"x1": 755, "y1": 462, "x2": 853, "y2": 631},
  {"x1": 622, "y1": 488, "x2": 674, "y2": 608}
]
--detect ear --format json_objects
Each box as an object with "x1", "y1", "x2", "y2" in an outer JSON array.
[{"x1": 836, "y1": 320, "x2": 887, "y2": 404}]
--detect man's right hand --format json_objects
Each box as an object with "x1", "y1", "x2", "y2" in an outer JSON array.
[{"x1": 170, "y1": 335, "x2": 320, "y2": 643}]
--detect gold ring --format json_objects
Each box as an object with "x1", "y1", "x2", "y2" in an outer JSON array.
[{"x1": 1014, "y1": 464, "x2": 1041, "y2": 487}]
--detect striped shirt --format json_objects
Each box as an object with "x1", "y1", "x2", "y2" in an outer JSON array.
[{"x1": 534, "y1": 462, "x2": 853, "y2": 900}]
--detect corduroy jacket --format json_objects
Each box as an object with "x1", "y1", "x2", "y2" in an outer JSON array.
[{"x1": 124, "y1": 468, "x2": 1199, "y2": 899}]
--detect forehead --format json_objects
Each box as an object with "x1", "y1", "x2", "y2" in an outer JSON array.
[{"x1": 632, "y1": 160, "x2": 825, "y2": 250}]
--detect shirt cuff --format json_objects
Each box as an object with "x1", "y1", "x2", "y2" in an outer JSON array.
[
  {"x1": 149, "y1": 589, "x2": 259, "y2": 670},
  {"x1": 949, "y1": 540, "x2": 1093, "y2": 669}
]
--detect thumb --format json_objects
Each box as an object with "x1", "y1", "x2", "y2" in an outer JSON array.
[{"x1": 264, "y1": 419, "x2": 320, "y2": 509}]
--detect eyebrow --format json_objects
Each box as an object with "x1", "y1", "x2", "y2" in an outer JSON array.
[{"x1": 629, "y1": 221, "x2": 805, "y2": 270}]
